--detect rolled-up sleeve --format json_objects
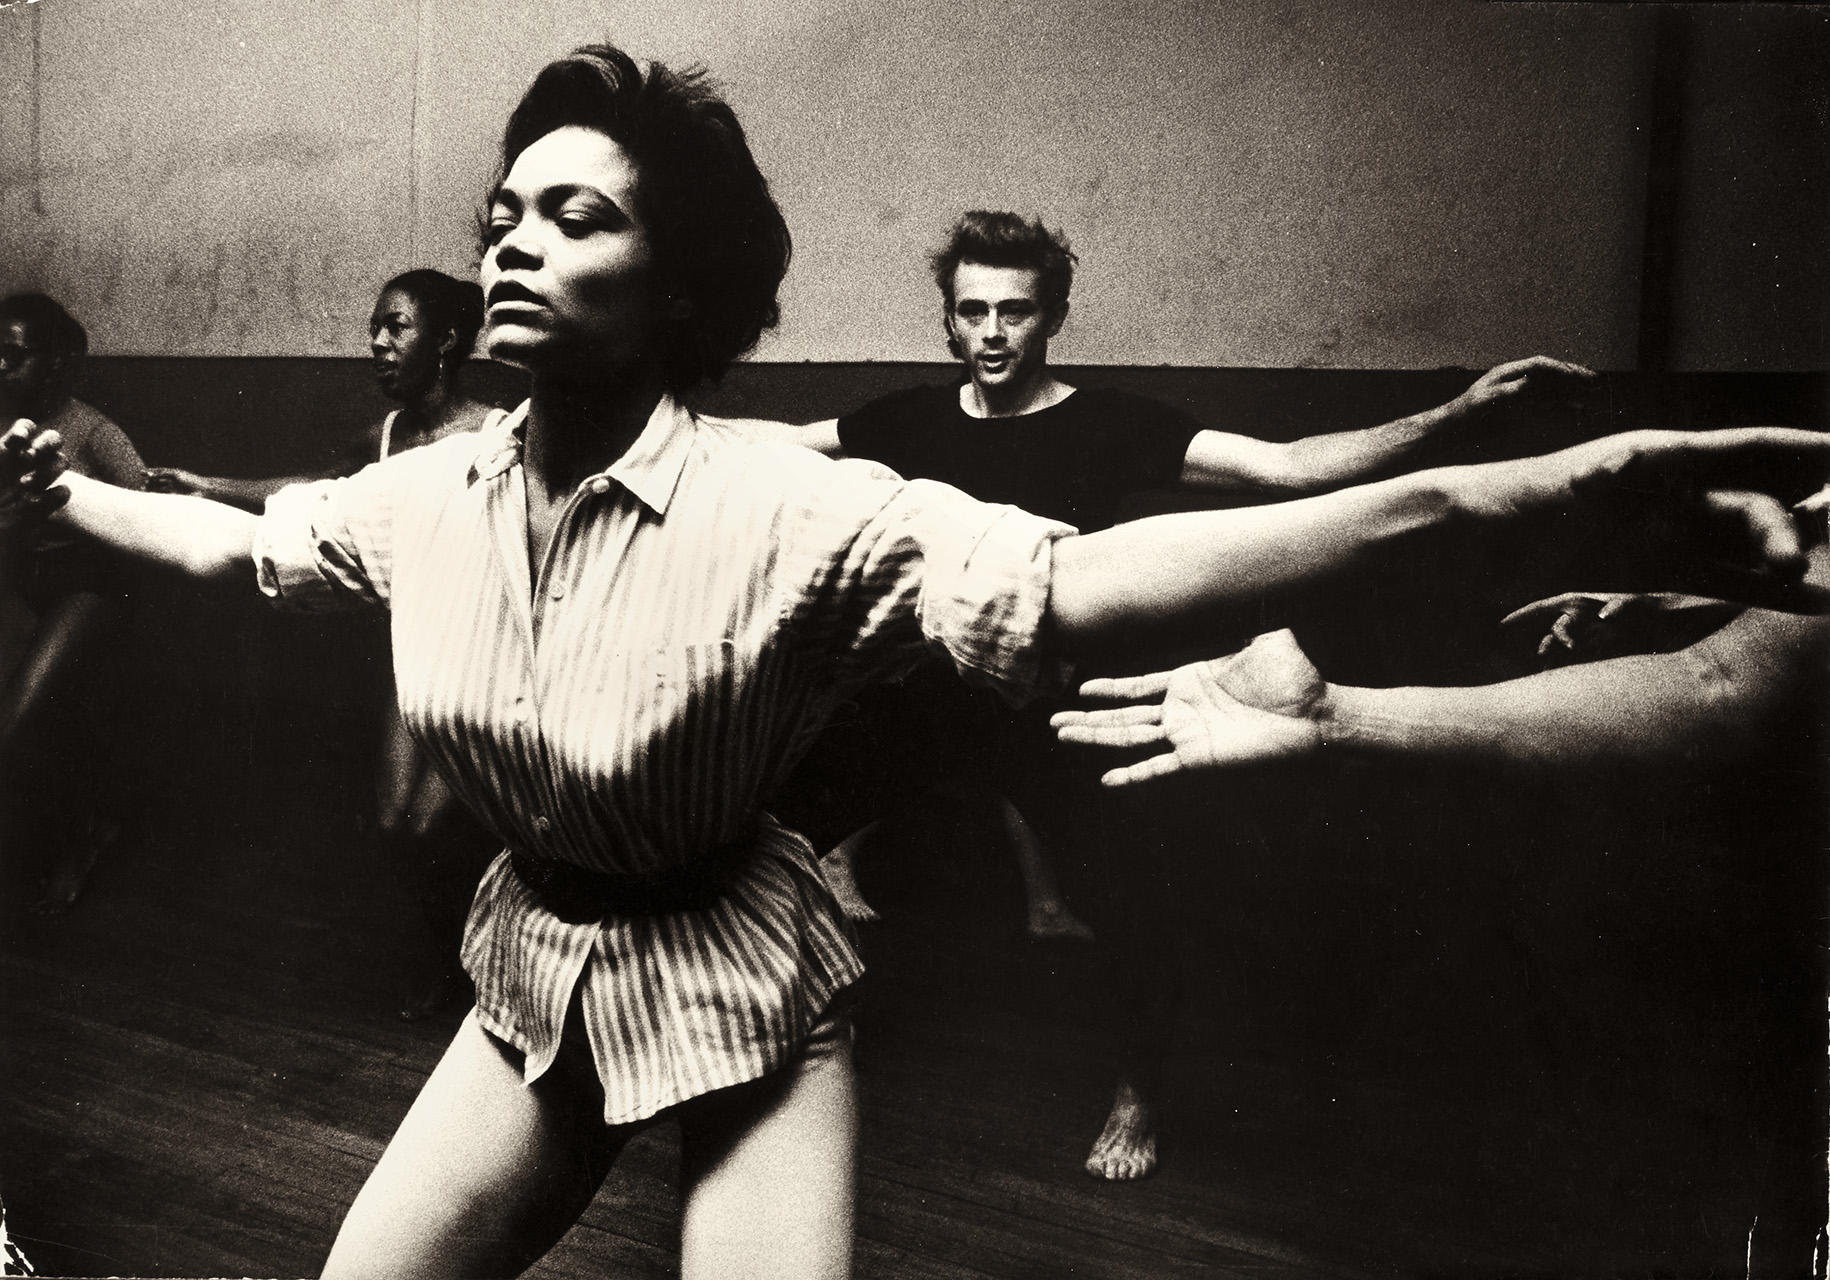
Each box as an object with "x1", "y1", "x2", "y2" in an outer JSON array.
[
  {"x1": 253, "y1": 467, "x2": 398, "y2": 612},
  {"x1": 798, "y1": 466, "x2": 1075, "y2": 704},
  {"x1": 911, "y1": 487, "x2": 1071, "y2": 699}
]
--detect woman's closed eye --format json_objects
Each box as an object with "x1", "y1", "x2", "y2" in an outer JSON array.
[{"x1": 483, "y1": 214, "x2": 518, "y2": 248}]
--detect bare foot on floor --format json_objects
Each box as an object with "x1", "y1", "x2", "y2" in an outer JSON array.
[
  {"x1": 1085, "y1": 1081, "x2": 1156, "y2": 1180},
  {"x1": 1025, "y1": 901, "x2": 1095, "y2": 943}
]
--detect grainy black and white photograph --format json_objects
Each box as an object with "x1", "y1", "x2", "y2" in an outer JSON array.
[{"x1": 0, "y1": 1, "x2": 1826, "y2": 1276}]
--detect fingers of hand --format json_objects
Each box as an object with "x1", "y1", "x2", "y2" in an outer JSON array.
[
  {"x1": 1501, "y1": 593, "x2": 1589, "y2": 627},
  {"x1": 2, "y1": 425, "x2": 62, "y2": 485},
  {"x1": 1051, "y1": 706, "x2": 1167, "y2": 748},
  {"x1": 1101, "y1": 752, "x2": 1181, "y2": 788},
  {"x1": 1550, "y1": 612, "x2": 1577, "y2": 649},
  {"x1": 1075, "y1": 671, "x2": 1173, "y2": 701},
  {"x1": 16, "y1": 452, "x2": 67, "y2": 493},
  {"x1": 1484, "y1": 356, "x2": 1597, "y2": 394},
  {"x1": 1, "y1": 419, "x2": 38, "y2": 453},
  {"x1": 1524, "y1": 355, "x2": 1597, "y2": 382}
]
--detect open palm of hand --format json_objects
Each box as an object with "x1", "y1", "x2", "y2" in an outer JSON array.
[{"x1": 1053, "y1": 629, "x2": 1332, "y2": 786}]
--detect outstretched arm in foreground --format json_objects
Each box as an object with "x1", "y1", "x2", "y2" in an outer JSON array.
[
  {"x1": 1053, "y1": 545, "x2": 1830, "y2": 786},
  {"x1": 1049, "y1": 427, "x2": 1830, "y2": 660},
  {"x1": 1177, "y1": 356, "x2": 1596, "y2": 497},
  {"x1": 3, "y1": 422, "x2": 255, "y2": 583},
  {"x1": 711, "y1": 415, "x2": 843, "y2": 456}
]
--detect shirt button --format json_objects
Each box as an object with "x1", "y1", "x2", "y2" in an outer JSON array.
[
  {"x1": 513, "y1": 696, "x2": 531, "y2": 722},
  {"x1": 548, "y1": 580, "x2": 566, "y2": 600},
  {"x1": 533, "y1": 816, "x2": 552, "y2": 835},
  {"x1": 588, "y1": 477, "x2": 611, "y2": 496}
]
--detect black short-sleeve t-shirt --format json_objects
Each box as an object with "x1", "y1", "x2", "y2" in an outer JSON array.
[{"x1": 835, "y1": 383, "x2": 1202, "y2": 533}]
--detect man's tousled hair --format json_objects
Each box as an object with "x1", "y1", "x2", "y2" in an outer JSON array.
[{"x1": 929, "y1": 211, "x2": 1075, "y2": 360}]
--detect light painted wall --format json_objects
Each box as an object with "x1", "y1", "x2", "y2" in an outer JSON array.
[{"x1": 0, "y1": 0, "x2": 1819, "y2": 369}]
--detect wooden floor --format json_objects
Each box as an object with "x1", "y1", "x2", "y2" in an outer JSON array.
[{"x1": 1, "y1": 781, "x2": 1822, "y2": 1279}]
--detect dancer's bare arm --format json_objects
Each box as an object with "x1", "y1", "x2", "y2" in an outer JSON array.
[
  {"x1": 4, "y1": 421, "x2": 255, "y2": 582},
  {"x1": 1051, "y1": 427, "x2": 1830, "y2": 655},
  {"x1": 1055, "y1": 546, "x2": 1830, "y2": 785},
  {"x1": 1178, "y1": 356, "x2": 1595, "y2": 496}
]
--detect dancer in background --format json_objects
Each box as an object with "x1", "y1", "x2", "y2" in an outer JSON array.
[
  {"x1": 151, "y1": 269, "x2": 495, "y2": 504},
  {"x1": 5, "y1": 41, "x2": 1825, "y2": 1280},
  {"x1": 755, "y1": 208, "x2": 1594, "y2": 1176},
  {"x1": 0, "y1": 292, "x2": 146, "y2": 914},
  {"x1": 150, "y1": 269, "x2": 499, "y2": 1020}
]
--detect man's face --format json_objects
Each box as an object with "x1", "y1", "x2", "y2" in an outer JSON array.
[
  {"x1": 945, "y1": 262, "x2": 1061, "y2": 394},
  {"x1": 0, "y1": 318, "x2": 64, "y2": 420}
]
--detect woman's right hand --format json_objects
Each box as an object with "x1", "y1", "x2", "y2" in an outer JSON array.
[
  {"x1": 145, "y1": 466, "x2": 208, "y2": 497},
  {"x1": 0, "y1": 419, "x2": 70, "y2": 528}
]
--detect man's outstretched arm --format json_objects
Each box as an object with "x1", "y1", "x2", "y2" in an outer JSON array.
[{"x1": 1177, "y1": 356, "x2": 1595, "y2": 497}]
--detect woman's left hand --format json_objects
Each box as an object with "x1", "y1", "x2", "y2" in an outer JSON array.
[{"x1": 0, "y1": 419, "x2": 70, "y2": 529}]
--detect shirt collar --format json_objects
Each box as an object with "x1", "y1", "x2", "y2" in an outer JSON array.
[
  {"x1": 466, "y1": 394, "x2": 696, "y2": 517},
  {"x1": 606, "y1": 393, "x2": 694, "y2": 517}
]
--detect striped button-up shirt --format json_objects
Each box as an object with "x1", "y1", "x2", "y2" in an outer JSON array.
[{"x1": 254, "y1": 395, "x2": 1070, "y2": 1123}]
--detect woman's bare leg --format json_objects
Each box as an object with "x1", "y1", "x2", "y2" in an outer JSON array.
[
  {"x1": 677, "y1": 1014, "x2": 857, "y2": 1280},
  {"x1": 322, "y1": 1010, "x2": 625, "y2": 1279}
]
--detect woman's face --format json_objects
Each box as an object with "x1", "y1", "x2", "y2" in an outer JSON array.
[
  {"x1": 481, "y1": 126, "x2": 670, "y2": 378},
  {"x1": 369, "y1": 287, "x2": 444, "y2": 403}
]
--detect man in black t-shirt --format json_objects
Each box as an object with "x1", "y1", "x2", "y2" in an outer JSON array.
[
  {"x1": 753, "y1": 210, "x2": 1594, "y2": 1181},
  {"x1": 758, "y1": 210, "x2": 1588, "y2": 531}
]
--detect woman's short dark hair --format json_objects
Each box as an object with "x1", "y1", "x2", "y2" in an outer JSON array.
[
  {"x1": 494, "y1": 44, "x2": 792, "y2": 391},
  {"x1": 930, "y1": 210, "x2": 1075, "y2": 308},
  {"x1": 382, "y1": 269, "x2": 485, "y2": 366},
  {"x1": 0, "y1": 292, "x2": 87, "y2": 359}
]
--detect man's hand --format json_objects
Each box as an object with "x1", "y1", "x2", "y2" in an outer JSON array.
[
  {"x1": 1501, "y1": 591, "x2": 1745, "y2": 664},
  {"x1": 1051, "y1": 630, "x2": 1331, "y2": 786},
  {"x1": 0, "y1": 419, "x2": 69, "y2": 529},
  {"x1": 1461, "y1": 427, "x2": 1830, "y2": 611},
  {"x1": 1443, "y1": 355, "x2": 1597, "y2": 429}
]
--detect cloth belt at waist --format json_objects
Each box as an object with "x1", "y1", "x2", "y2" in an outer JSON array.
[{"x1": 509, "y1": 835, "x2": 754, "y2": 922}]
